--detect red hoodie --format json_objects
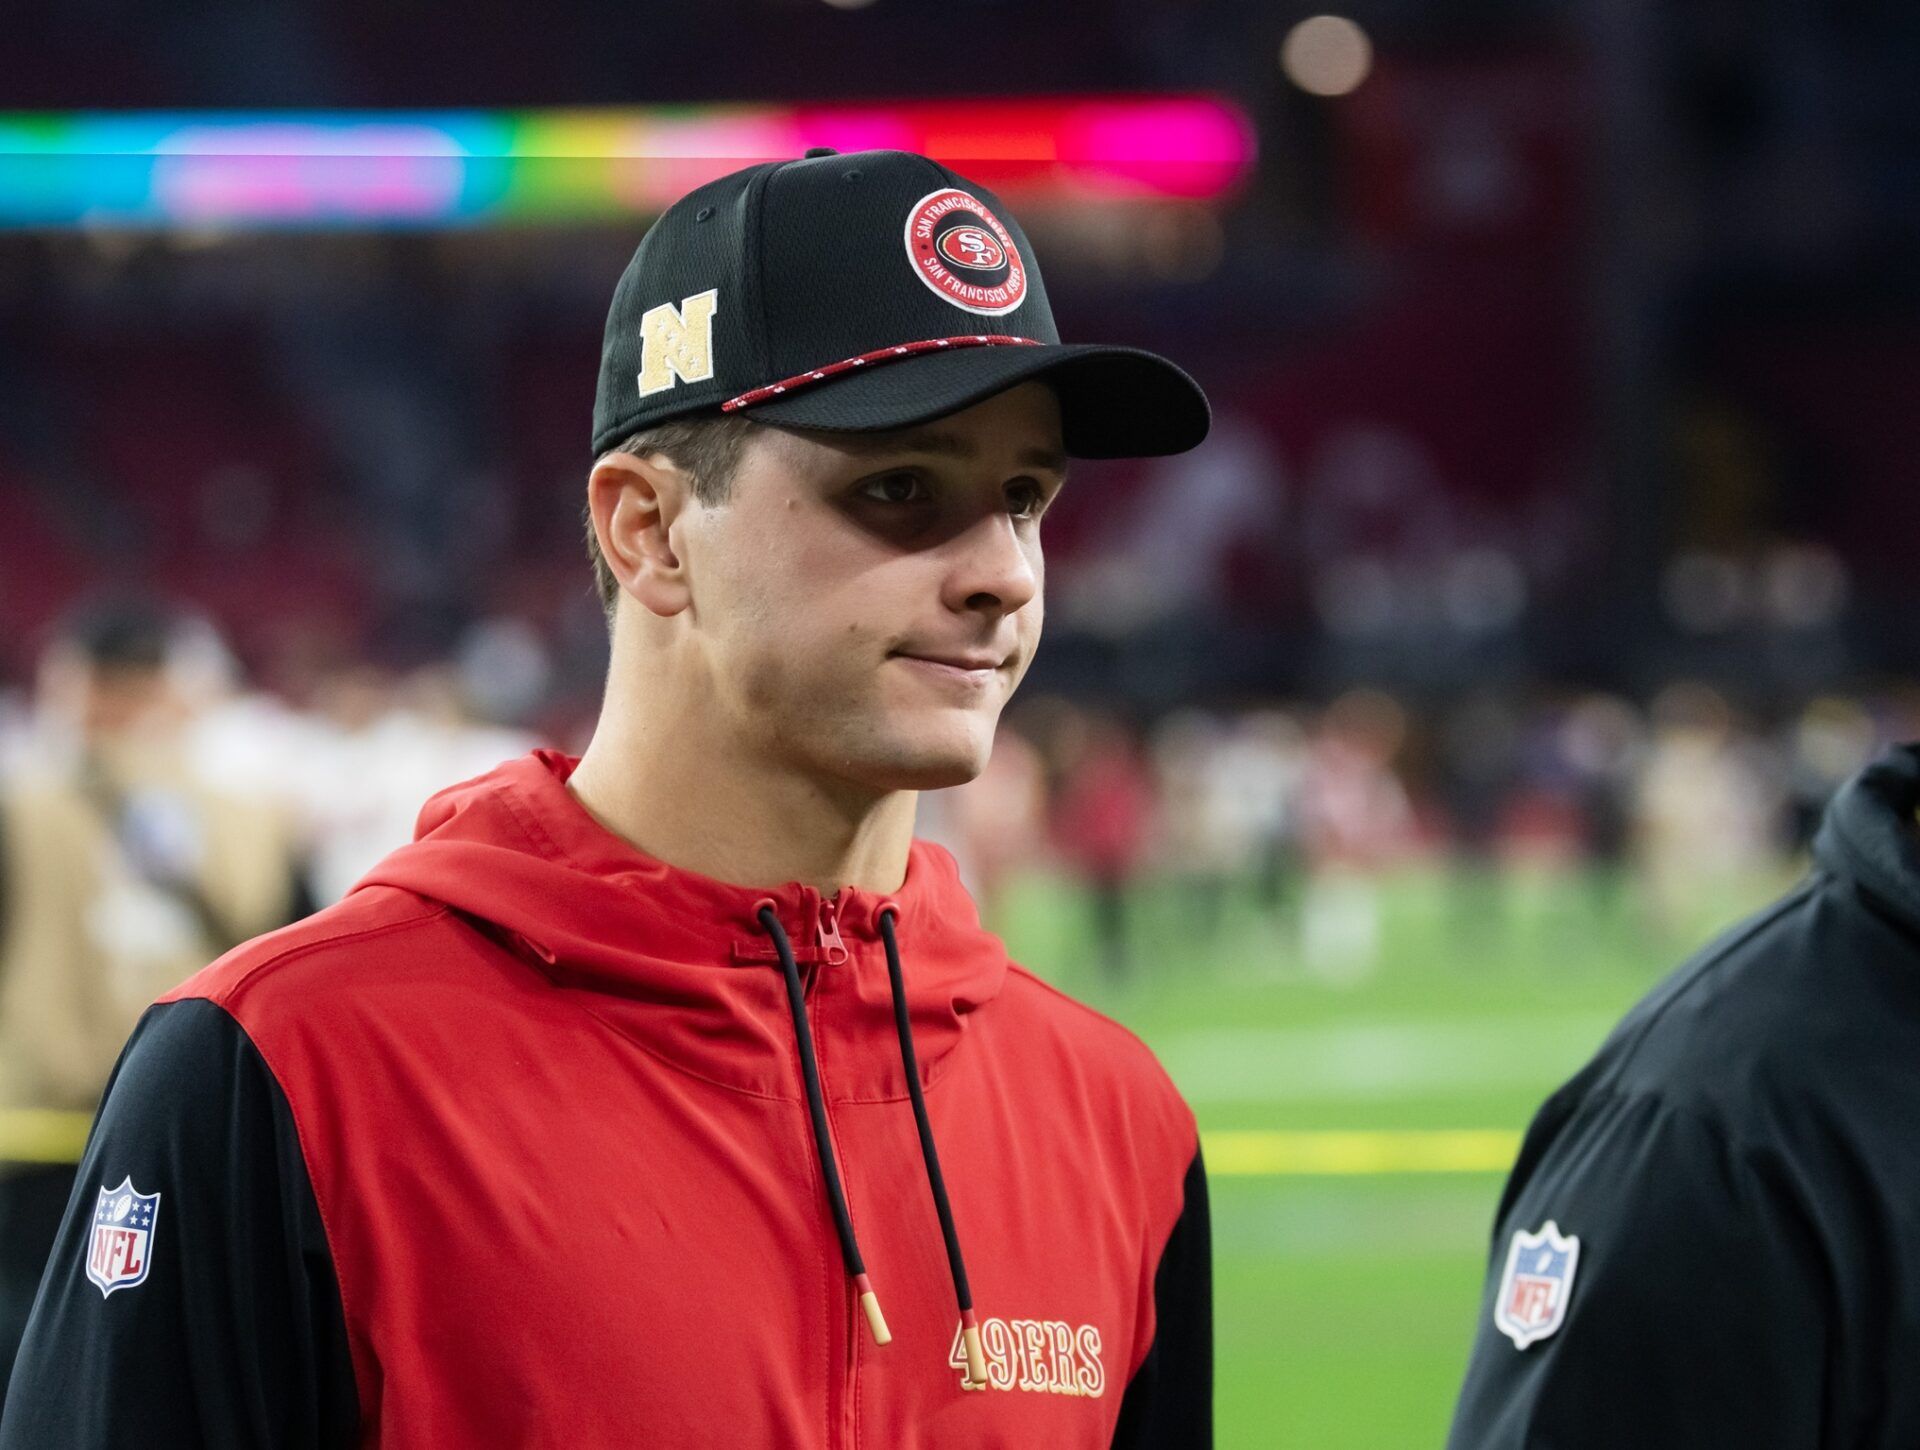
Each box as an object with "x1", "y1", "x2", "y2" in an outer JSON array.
[{"x1": 1, "y1": 750, "x2": 1211, "y2": 1448}]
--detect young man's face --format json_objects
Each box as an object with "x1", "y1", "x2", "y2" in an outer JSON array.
[{"x1": 682, "y1": 379, "x2": 1065, "y2": 793}]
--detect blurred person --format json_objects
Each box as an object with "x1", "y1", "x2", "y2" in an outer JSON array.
[
  {"x1": 0, "y1": 600, "x2": 295, "y2": 1412},
  {"x1": 1149, "y1": 710, "x2": 1239, "y2": 955},
  {"x1": 1784, "y1": 695, "x2": 1875, "y2": 853},
  {"x1": 1441, "y1": 692, "x2": 1524, "y2": 865},
  {"x1": 1482, "y1": 704, "x2": 1621, "y2": 948},
  {"x1": 190, "y1": 660, "x2": 539, "y2": 909},
  {"x1": 1230, "y1": 708, "x2": 1308, "y2": 938},
  {"x1": 1555, "y1": 692, "x2": 1644, "y2": 924},
  {"x1": 292, "y1": 662, "x2": 536, "y2": 905},
  {"x1": 1154, "y1": 707, "x2": 1309, "y2": 971},
  {"x1": 1296, "y1": 689, "x2": 1416, "y2": 982},
  {"x1": 1054, "y1": 712, "x2": 1157, "y2": 983},
  {"x1": 1447, "y1": 739, "x2": 1920, "y2": 1447},
  {"x1": 2, "y1": 150, "x2": 1211, "y2": 1448},
  {"x1": 0, "y1": 690, "x2": 32, "y2": 782},
  {"x1": 922, "y1": 720, "x2": 1048, "y2": 923},
  {"x1": 1632, "y1": 682, "x2": 1788, "y2": 938},
  {"x1": 1437, "y1": 691, "x2": 1525, "y2": 939}
]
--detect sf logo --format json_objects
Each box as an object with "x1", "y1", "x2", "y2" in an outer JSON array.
[{"x1": 938, "y1": 227, "x2": 1005, "y2": 271}]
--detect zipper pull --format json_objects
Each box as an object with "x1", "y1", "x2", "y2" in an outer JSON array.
[{"x1": 816, "y1": 897, "x2": 850, "y2": 965}]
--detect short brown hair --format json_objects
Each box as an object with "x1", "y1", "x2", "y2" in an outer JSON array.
[{"x1": 585, "y1": 413, "x2": 763, "y2": 621}]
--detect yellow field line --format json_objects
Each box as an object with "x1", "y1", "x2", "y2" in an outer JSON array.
[
  {"x1": 1204, "y1": 1129, "x2": 1522, "y2": 1177},
  {"x1": 2, "y1": 1112, "x2": 1520, "y2": 1178},
  {"x1": 0, "y1": 1109, "x2": 94, "y2": 1165}
]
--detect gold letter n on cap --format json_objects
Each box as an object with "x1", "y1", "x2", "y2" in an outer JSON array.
[{"x1": 637, "y1": 288, "x2": 720, "y2": 398}]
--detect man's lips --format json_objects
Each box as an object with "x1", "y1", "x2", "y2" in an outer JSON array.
[
  {"x1": 891, "y1": 649, "x2": 1008, "y2": 672},
  {"x1": 888, "y1": 649, "x2": 1013, "y2": 689}
]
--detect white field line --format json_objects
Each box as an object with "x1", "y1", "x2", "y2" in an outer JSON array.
[{"x1": 1159, "y1": 1015, "x2": 1620, "y2": 1105}]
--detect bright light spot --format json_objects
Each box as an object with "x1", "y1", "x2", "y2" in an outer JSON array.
[
  {"x1": 822, "y1": 0, "x2": 879, "y2": 9},
  {"x1": 1281, "y1": 15, "x2": 1374, "y2": 97}
]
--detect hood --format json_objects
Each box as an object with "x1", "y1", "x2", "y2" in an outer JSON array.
[
  {"x1": 1813, "y1": 742, "x2": 1920, "y2": 939},
  {"x1": 349, "y1": 748, "x2": 1010, "y2": 1104}
]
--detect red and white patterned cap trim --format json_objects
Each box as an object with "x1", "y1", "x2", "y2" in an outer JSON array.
[{"x1": 720, "y1": 334, "x2": 1045, "y2": 413}]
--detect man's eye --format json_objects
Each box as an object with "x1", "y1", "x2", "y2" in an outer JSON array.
[
  {"x1": 859, "y1": 472, "x2": 930, "y2": 505},
  {"x1": 1008, "y1": 482, "x2": 1046, "y2": 518}
]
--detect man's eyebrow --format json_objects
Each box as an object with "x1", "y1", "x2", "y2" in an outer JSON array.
[{"x1": 835, "y1": 428, "x2": 1068, "y2": 474}]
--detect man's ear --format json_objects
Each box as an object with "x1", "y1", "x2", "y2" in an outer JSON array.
[{"x1": 588, "y1": 452, "x2": 695, "y2": 618}]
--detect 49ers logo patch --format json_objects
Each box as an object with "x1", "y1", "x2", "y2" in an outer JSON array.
[
  {"x1": 905, "y1": 189, "x2": 1027, "y2": 316},
  {"x1": 949, "y1": 1316, "x2": 1105, "y2": 1396}
]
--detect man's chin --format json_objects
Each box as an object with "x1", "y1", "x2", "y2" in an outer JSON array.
[
  {"x1": 846, "y1": 752, "x2": 984, "y2": 794},
  {"x1": 834, "y1": 725, "x2": 992, "y2": 793}
]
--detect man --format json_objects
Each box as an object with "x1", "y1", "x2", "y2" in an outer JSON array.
[
  {"x1": 1447, "y1": 743, "x2": 1920, "y2": 1446},
  {"x1": 0, "y1": 600, "x2": 295, "y2": 1415},
  {"x1": 3, "y1": 147, "x2": 1214, "y2": 1447}
]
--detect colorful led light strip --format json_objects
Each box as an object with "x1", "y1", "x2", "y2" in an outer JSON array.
[{"x1": 0, "y1": 99, "x2": 1254, "y2": 229}]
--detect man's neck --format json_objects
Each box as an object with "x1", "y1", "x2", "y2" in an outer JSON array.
[{"x1": 566, "y1": 699, "x2": 917, "y2": 898}]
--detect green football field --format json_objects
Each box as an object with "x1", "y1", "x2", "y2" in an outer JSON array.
[{"x1": 992, "y1": 860, "x2": 1797, "y2": 1448}]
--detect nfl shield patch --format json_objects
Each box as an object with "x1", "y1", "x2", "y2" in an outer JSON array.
[
  {"x1": 86, "y1": 1177, "x2": 161, "y2": 1298},
  {"x1": 1495, "y1": 1220, "x2": 1579, "y2": 1349}
]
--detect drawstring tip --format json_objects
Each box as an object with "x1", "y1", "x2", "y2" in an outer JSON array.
[
  {"x1": 855, "y1": 1273, "x2": 892, "y2": 1346},
  {"x1": 960, "y1": 1310, "x2": 989, "y2": 1389}
]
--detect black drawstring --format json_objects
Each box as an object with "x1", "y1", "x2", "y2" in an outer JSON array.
[
  {"x1": 756, "y1": 901, "x2": 987, "y2": 1385},
  {"x1": 878, "y1": 906, "x2": 988, "y2": 1389},
  {"x1": 758, "y1": 905, "x2": 890, "y2": 1346}
]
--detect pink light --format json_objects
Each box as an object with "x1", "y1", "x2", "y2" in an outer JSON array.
[
  {"x1": 157, "y1": 122, "x2": 468, "y2": 157},
  {"x1": 560, "y1": 97, "x2": 1254, "y2": 211},
  {"x1": 153, "y1": 154, "x2": 464, "y2": 221},
  {"x1": 787, "y1": 109, "x2": 920, "y2": 157},
  {"x1": 793, "y1": 96, "x2": 1252, "y2": 201},
  {"x1": 1057, "y1": 101, "x2": 1257, "y2": 199}
]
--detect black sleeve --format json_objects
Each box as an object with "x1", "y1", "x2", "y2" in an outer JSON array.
[
  {"x1": 1446, "y1": 1090, "x2": 1829, "y2": 1449},
  {"x1": 0, "y1": 998, "x2": 358, "y2": 1449},
  {"x1": 1111, "y1": 1143, "x2": 1213, "y2": 1449}
]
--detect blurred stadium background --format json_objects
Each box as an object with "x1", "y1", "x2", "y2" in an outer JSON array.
[{"x1": 5, "y1": 1, "x2": 1920, "y2": 1443}]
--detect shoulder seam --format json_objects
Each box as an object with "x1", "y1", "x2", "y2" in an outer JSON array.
[
  {"x1": 1514, "y1": 1082, "x2": 1834, "y2": 1286},
  {"x1": 175, "y1": 1001, "x2": 368, "y2": 1415},
  {"x1": 190, "y1": 898, "x2": 452, "y2": 1008},
  {"x1": 1541, "y1": 1083, "x2": 1835, "y2": 1255},
  {"x1": 1003, "y1": 964, "x2": 1196, "y2": 1130},
  {"x1": 1124, "y1": 1142, "x2": 1205, "y2": 1388},
  {"x1": 1590, "y1": 877, "x2": 1820, "y2": 1094},
  {"x1": 1004, "y1": 961, "x2": 1159, "y2": 1051},
  {"x1": 1561, "y1": 1083, "x2": 1750, "y2": 1162}
]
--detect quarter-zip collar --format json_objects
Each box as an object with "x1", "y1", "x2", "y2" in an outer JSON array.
[{"x1": 350, "y1": 749, "x2": 1008, "y2": 1103}]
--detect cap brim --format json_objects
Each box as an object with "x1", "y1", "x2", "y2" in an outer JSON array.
[{"x1": 735, "y1": 342, "x2": 1210, "y2": 459}]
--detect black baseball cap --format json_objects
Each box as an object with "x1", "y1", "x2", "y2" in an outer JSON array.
[{"x1": 591, "y1": 147, "x2": 1210, "y2": 460}]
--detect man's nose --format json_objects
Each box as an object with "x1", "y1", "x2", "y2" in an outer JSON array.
[{"x1": 943, "y1": 509, "x2": 1039, "y2": 618}]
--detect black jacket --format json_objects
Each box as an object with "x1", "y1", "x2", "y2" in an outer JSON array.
[{"x1": 1449, "y1": 744, "x2": 1920, "y2": 1449}]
